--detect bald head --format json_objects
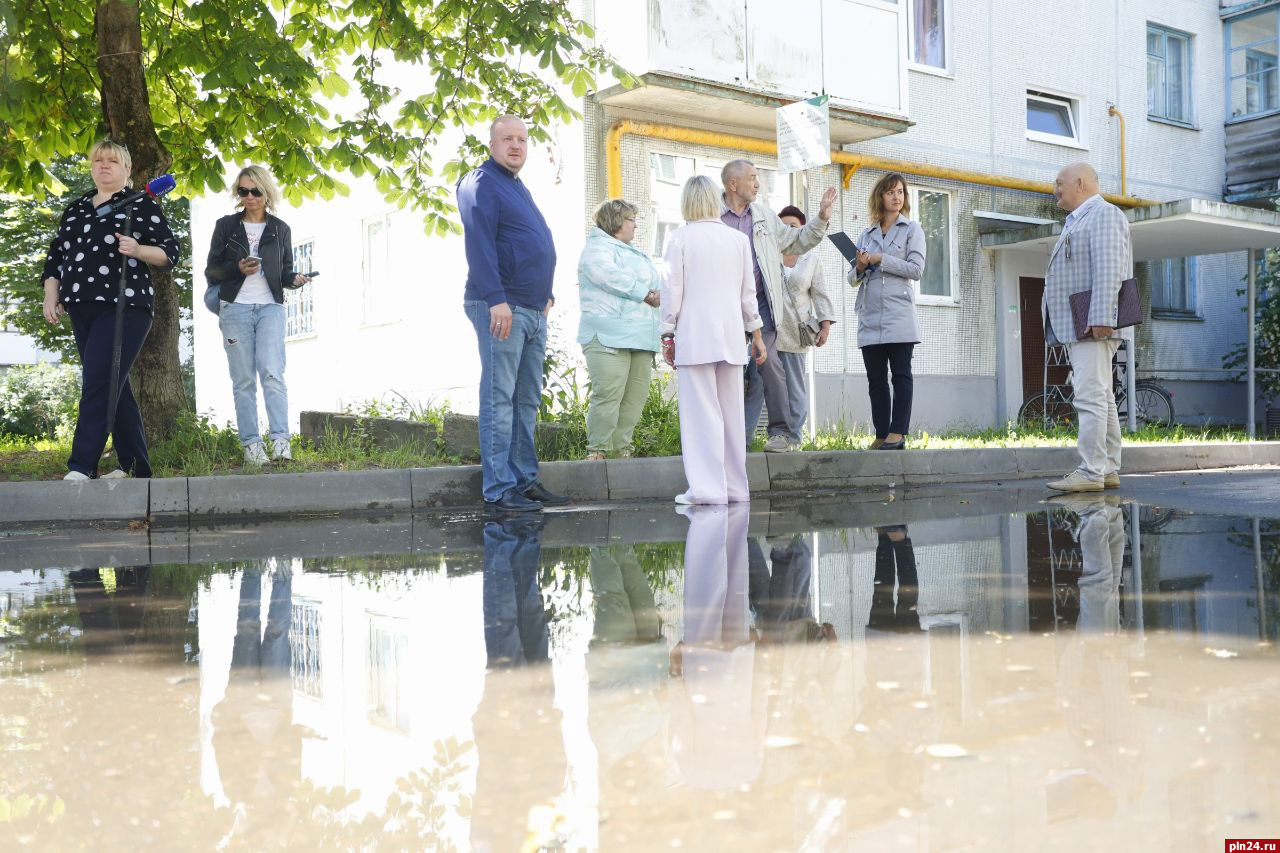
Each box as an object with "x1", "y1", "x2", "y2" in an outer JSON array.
[
  {"x1": 1054, "y1": 162, "x2": 1100, "y2": 212},
  {"x1": 721, "y1": 159, "x2": 759, "y2": 211},
  {"x1": 489, "y1": 115, "x2": 529, "y2": 175}
]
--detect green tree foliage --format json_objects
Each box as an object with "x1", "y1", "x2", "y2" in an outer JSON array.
[
  {"x1": 1224, "y1": 247, "x2": 1280, "y2": 399},
  {"x1": 0, "y1": 0, "x2": 628, "y2": 221}
]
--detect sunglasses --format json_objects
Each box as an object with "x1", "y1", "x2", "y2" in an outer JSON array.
[{"x1": 236, "y1": 186, "x2": 264, "y2": 197}]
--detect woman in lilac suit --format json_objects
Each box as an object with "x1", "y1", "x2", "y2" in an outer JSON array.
[{"x1": 661, "y1": 175, "x2": 768, "y2": 505}]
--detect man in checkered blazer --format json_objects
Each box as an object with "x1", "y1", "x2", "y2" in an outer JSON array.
[{"x1": 1042, "y1": 162, "x2": 1133, "y2": 493}]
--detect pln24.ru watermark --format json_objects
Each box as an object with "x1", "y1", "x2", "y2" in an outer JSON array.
[{"x1": 1227, "y1": 841, "x2": 1280, "y2": 852}]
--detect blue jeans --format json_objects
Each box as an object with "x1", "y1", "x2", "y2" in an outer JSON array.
[
  {"x1": 464, "y1": 300, "x2": 547, "y2": 502},
  {"x1": 219, "y1": 302, "x2": 289, "y2": 446}
]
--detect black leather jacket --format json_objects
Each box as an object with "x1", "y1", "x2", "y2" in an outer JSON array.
[{"x1": 204, "y1": 212, "x2": 298, "y2": 304}]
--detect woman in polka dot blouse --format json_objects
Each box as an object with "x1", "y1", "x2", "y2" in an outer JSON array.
[{"x1": 40, "y1": 140, "x2": 181, "y2": 481}]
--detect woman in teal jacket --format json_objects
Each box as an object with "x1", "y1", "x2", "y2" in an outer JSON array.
[{"x1": 577, "y1": 199, "x2": 662, "y2": 460}]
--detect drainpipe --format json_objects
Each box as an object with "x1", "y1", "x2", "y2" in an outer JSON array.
[
  {"x1": 605, "y1": 119, "x2": 1156, "y2": 207},
  {"x1": 1107, "y1": 104, "x2": 1127, "y2": 197}
]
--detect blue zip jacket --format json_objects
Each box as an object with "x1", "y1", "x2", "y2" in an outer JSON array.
[
  {"x1": 576, "y1": 227, "x2": 661, "y2": 352},
  {"x1": 457, "y1": 158, "x2": 556, "y2": 310}
]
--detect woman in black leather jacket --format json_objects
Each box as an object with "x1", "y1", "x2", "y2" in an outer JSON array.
[{"x1": 204, "y1": 165, "x2": 312, "y2": 466}]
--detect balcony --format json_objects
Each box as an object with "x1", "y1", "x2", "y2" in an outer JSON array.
[{"x1": 593, "y1": 0, "x2": 912, "y2": 144}]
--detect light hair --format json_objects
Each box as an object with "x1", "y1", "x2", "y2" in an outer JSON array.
[
  {"x1": 232, "y1": 165, "x2": 282, "y2": 213},
  {"x1": 681, "y1": 175, "x2": 721, "y2": 222},
  {"x1": 593, "y1": 198, "x2": 638, "y2": 236},
  {"x1": 88, "y1": 140, "x2": 132, "y2": 185},
  {"x1": 721, "y1": 159, "x2": 753, "y2": 188},
  {"x1": 869, "y1": 172, "x2": 911, "y2": 221}
]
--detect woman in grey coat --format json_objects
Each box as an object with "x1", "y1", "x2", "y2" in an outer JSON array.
[{"x1": 848, "y1": 173, "x2": 926, "y2": 450}]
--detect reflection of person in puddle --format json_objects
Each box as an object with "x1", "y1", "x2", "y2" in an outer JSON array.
[
  {"x1": 472, "y1": 516, "x2": 566, "y2": 852},
  {"x1": 747, "y1": 534, "x2": 836, "y2": 644},
  {"x1": 1047, "y1": 494, "x2": 1143, "y2": 818},
  {"x1": 669, "y1": 504, "x2": 767, "y2": 791},
  {"x1": 868, "y1": 524, "x2": 920, "y2": 633},
  {"x1": 586, "y1": 545, "x2": 668, "y2": 842},
  {"x1": 209, "y1": 561, "x2": 299, "y2": 845}
]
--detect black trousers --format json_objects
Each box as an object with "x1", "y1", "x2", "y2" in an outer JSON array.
[
  {"x1": 68, "y1": 303, "x2": 153, "y2": 478},
  {"x1": 861, "y1": 342, "x2": 915, "y2": 439},
  {"x1": 869, "y1": 530, "x2": 919, "y2": 632}
]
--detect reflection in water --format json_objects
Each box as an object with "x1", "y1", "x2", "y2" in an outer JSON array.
[
  {"x1": 2, "y1": 502, "x2": 1278, "y2": 849},
  {"x1": 474, "y1": 516, "x2": 566, "y2": 852}
]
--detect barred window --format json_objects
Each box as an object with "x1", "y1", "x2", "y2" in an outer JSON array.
[{"x1": 286, "y1": 239, "x2": 315, "y2": 338}]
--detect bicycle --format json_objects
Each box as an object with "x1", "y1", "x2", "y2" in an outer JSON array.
[{"x1": 1018, "y1": 341, "x2": 1174, "y2": 429}]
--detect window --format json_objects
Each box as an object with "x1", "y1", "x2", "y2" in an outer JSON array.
[
  {"x1": 646, "y1": 152, "x2": 790, "y2": 257},
  {"x1": 363, "y1": 213, "x2": 402, "y2": 326},
  {"x1": 909, "y1": 187, "x2": 957, "y2": 303},
  {"x1": 368, "y1": 618, "x2": 411, "y2": 733},
  {"x1": 289, "y1": 600, "x2": 323, "y2": 699},
  {"x1": 910, "y1": 0, "x2": 946, "y2": 69},
  {"x1": 1148, "y1": 24, "x2": 1193, "y2": 123},
  {"x1": 1026, "y1": 90, "x2": 1082, "y2": 145},
  {"x1": 286, "y1": 239, "x2": 315, "y2": 338},
  {"x1": 1151, "y1": 257, "x2": 1198, "y2": 316},
  {"x1": 1227, "y1": 8, "x2": 1279, "y2": 119}
]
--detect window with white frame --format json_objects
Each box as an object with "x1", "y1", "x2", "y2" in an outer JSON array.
[
  {"x1": 647, "y1": 152, "x2": 790, "y2": 258},
  {"x1": 1226, "y1": 7, "x2": 1279, "y2": 119},
  {"x1": 289, "y1": 600, "x2": 323, "y2": 699},
  {"x1": 910, "y1": 0, "x2": 946, "y2": 69},
  {"x1": 286, "y1": 239, "x2": 315, "y2": 338},
  {"x1": 362, "y1": 212, "x2": 404, "y2": 325},
  {"x1": 1150, "y1": 257, "x2": 1199, "y2": 315},
  {"x1": 1147, "y1": 24, "x2": 1193, "y2": 123},
  {"x1": 909, "y1": 187, "x2": 957, "y2": 302},
  {"x1": 1026, "y1": 90, "x2": 1083, "y2": 145}
]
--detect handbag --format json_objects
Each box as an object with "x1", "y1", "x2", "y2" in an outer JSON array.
[
  {"x1": 783, "y1": 263, "x2": 822, "y2": 347},
  {"x1": 203, "y1": 283, "x2": 221, "y2": 315},
  {"x1": 1068, "y1": 277, "x2": 1141, "y2": 340}
]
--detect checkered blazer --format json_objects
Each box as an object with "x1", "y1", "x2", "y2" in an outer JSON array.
[{"x1": 1042, "y1": 195, "x2": 1133, "y2": 346}]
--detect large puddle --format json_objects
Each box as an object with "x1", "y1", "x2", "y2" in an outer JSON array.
[{"x1": 2, "y1": 492, "x2": 1277, "y2": 849}]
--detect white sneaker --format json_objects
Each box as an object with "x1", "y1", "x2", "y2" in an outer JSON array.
[
  {"x1": 271, "y1": 437, "x2": 292, "y2": 461},
  {"x1": 763, "y1": 435, "x2": 795, "y2": 453},
  {"x1": 674, "y1": 492, "x2": 695, "y2": 505},
  {"x1": 1046, "y1": 470, "x2": 1104, "y2": 493},
  {"x1": 243, "y1": 441, "x2": 270, "y2": 466},
  {"x1": 100, "y1": 469, "x2": 128, "y2": 479},
  {"x1": 63, "y1": 471, "x2": 90, "y2": 481}
]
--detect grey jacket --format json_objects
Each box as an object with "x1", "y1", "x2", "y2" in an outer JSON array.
[
  {"x1": 725, "y1": 199, "x2": 830, "y2": 351},
  {"x1": 846, "y1": 215, "x2": 926, "y2": 346},
  {"x1": 1042, "y1": 194, "x2": 1132, "y2": 346}
]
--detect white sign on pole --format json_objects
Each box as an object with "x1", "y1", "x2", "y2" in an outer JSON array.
[{"x1": 776, "y1": 95, "x2": 831, "y2": 174}]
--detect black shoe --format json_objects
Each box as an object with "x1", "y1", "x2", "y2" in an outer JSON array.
[
  {"x1": 522, "y1": 482, "x2": 570, "y2": 506},
  {"x1": 484, "y1": 492, "x2": 543, "y2": 513},
  {"x1": 877, "y1": 438, "x2": 906, "y2": 450}
]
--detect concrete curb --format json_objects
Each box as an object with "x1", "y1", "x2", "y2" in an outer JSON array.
[{"x1": 2, "y1": 443, "x2": 1278, "y2": 527}]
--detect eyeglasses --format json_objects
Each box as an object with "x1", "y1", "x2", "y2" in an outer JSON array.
[{"x1": 236, "y1": 186, "x2": 264, "y2": 198}]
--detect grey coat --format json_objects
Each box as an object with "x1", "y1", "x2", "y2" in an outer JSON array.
[{"x1": 846, "y1": 215, "x2": 926, "y2": 346}]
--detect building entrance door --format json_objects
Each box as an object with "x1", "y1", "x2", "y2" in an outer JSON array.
[{"x1": 1019, "y1": 277, "x2": 1068, "y2": 403}]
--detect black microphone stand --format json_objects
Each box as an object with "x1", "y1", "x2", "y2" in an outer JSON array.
[{"x1": 105, "y1": 198, "x2": 138, "y2": 450}]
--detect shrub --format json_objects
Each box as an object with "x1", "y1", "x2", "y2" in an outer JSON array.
[{"x1": 0, "y1": 363, "x2": 79, "y2": 440}]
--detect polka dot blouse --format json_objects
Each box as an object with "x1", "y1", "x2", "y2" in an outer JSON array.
[{"x1": 41, "y1": 188, "x2": 181, "y2": 314}]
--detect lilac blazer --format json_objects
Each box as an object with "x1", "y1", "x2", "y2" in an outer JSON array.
[{"x1": 660, "y1": 220, "x2": 764, "y2": 367}]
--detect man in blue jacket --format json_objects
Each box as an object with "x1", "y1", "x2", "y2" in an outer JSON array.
[{"x1": 459, "y1": 115, "x2": 569, "y2": 512}]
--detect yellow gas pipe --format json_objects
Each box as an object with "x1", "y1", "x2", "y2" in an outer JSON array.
[{"x1": 605, "y1": 119, "x2": 1154, "y2": 208}]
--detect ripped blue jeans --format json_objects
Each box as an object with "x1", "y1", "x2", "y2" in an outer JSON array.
[{"x1": 219, "y1": 301, "x2": 289, "y2": 446}]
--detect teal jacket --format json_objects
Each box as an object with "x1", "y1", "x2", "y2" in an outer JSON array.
[{"x1": 575, "y1": 227, "x2": 661, "y2": 352}]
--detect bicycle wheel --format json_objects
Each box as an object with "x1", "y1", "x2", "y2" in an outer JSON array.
[
  {"x1": 1131, "y1": 382, "x2": 1174, "y2": 427},
  {"x1": 1018, "y1": 392, "x2": 1077, "y2": 427}
]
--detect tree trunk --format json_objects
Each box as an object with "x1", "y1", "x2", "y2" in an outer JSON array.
[{"x1": 96, "y1": 0, "x2": 186, "y2": 443}]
